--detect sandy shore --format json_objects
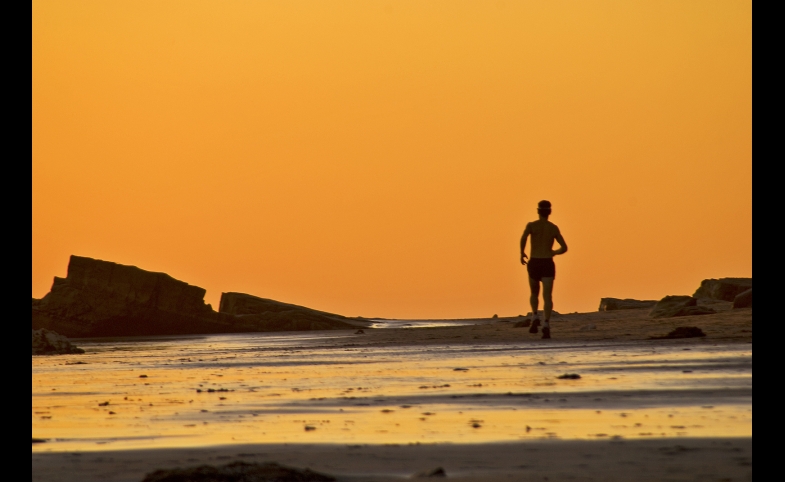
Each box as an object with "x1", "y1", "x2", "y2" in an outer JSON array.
[
  {"x1": 33, "y1": 437, "x2": 752, "y2": 481},
  {"x1": 32, "y1": 306, "x2": 752, "y2": 481},
  {"x1": 358, "y1": 304, "x2": 752, "y2": 347}
]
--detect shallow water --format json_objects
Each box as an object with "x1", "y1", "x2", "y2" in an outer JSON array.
[
  {"x1": 32, "y1": 330, "x2": 752, "y2": 452},
  {"x1": 370, "y1": 318, "x2": 498, "y2": 328}
]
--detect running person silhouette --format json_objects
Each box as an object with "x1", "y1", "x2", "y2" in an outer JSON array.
[{"x1": 520, "y1": 200, "x2": 568, "y2": 339}]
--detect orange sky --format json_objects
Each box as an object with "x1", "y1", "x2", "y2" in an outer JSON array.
[{"x1": 32, "y1": 1, "x2": 751, "y2": 318}]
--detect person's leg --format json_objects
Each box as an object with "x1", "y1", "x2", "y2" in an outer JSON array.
[
  {"x1": 528, "y1": 276, "x2": 540, "y2": 318},
  {"x1": 541, "y1": 277, "x2": 554, "y2": 321},
  {"x1": 541, "y1": 277, "x2": 554, "y2": 339},
  {"x1": 528, "y1": 277, "x2": 541, "y2": 333}
]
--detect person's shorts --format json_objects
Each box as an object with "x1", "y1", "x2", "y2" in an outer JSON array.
[{"x1": 527, "y1": 258, "x2": 555, "y2": 281}]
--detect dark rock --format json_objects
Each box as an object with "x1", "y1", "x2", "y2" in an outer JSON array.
[
  {"x1": 412, "y1": 467, "x2": 447, "y2": 478},
  {"x1": 141, "y1": 461, "x2": 335, "y2": 482},
  {"x1": 598, "y1": 298, "x2": 657, "y2": 311},
  {"x1": 649, "y1": 326, "x2": 706, "y2": 339},
  {"x1": 693, "y1": 278, "x2": 752, "y2": 301},
  {"x1": 649, "y1": 296, "x2": 714, "y2": 318},
  {"x1": 32, "y1": 256, "x2": 364, "y2": 337},
  {"x1": 557, "y1": 374, "x2": 581, "y2": 379},
  {"x1": 492, "y1": 314, "x2": 498, "y2": 318},
  {"x1": 733, "y1": 288, "x2": 752, "y2": 308},
  {"x1": 672, "y1": 306, "x2": 716, "y2": 317},
  {"x1": 219, "y1": 292, "x2": 362, "y2": 332},
  {"x1": 513, "y1": 319, "x2": 532, "y2": 328},
  {"x1": 32, "y1": 438, "x2": 46, "y2": 444},
  {"x1": 32, "y1": 328, "x2": 84, "y2": 355}
]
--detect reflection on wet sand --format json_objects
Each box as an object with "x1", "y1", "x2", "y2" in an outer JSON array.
[{"x1": 33, "y1": 331, "x2": 751, "y2": 452}]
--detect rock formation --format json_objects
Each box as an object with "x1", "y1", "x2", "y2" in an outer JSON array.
[
  {"x1": 733, "y1": 288, "x2": 752, "y2": 308},
  {"x1": 649, "y1": 295, "x2": 716, "y2": 318},
  {"x1": 32, "y1": 328, "x2": 84, "y2": 355},
  {"x1": 598, "y1": 298, "x2": 657, "y2": 311},
  {"x1": 219, "y1": 292, "x2": 360, "y2": 331},
  {"x1": 693, "y1": 278, "x2": 752, "y2": 302},
  {"x1": 32, "y1": 256, "x2": 366, "y2": 338}
]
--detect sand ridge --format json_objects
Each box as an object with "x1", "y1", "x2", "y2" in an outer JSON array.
[{"x1": 331, "y1": 306, "x2": 752, "y2": 347}]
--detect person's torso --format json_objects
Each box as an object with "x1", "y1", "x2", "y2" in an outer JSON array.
[{"x1": 529, "y1": 220, "x2": 559, "y2": 258}]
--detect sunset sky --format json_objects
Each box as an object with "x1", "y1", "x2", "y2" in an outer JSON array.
[{"x1": 32, "y1": 1, "x2": 751, "y2": 318}]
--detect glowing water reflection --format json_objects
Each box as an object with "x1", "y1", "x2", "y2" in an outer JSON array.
[{"x1": 32, "y1": 331, "x2": 752, "y2": 452}]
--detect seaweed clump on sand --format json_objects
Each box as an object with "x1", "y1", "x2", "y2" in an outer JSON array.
[{"x1": 141, "y1": 461, "x2": 335, "y2": 482}]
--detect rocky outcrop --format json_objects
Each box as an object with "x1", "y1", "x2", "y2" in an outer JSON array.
[
  {"x1": 32, "y1": 256, "x2": 367, "y2": 338},
  {"x1": 32, "y1": 328, "x2": 84, "y2": 355},
  {"x1": 32, "y1": 256, "x2": 225, "y2": 337},
  {"x1": 693, "y1": 278, "x2": 752, "y2": 301},
  {"x1": 598, "y1": 298, "x2": 657, "y2": 311},
  {"x1": 649, "y1": 296, "x2": 716, "y2": 318},
  {"x1": 733, "y1": 288, "x2": 752, "y2": 308},
  {"x1": 219, "y1": 292, "x2": 360, "y2": 331}
]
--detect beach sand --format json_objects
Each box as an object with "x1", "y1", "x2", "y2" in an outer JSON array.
[
  {"x1": 33, "y1": 438, "x2": 752, "y2": 481},
  {"x1": 32, "y1": 306, "x2": 752, "y2": 481}
]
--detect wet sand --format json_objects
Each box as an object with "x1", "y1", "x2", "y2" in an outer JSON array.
[
  {"x1": 33, "y1": 438, "x2": 752, "y2": 481},
  {"x1": 32, "y1": 306, "x2": 752, "y2": 481}
]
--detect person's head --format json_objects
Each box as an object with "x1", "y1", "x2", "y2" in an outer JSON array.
[{"x1": 537, "y1": 200, "x2": 552, "y2": 218}]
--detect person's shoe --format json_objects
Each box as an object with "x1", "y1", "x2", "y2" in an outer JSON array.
[
  {"x1": 542, "y1": 327, "x2": 551, "y2": 339},
  {"x1": 528, "y1": 319, "x2": 541, "y2": 334}
]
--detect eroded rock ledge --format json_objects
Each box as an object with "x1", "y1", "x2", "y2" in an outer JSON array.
[
  {"x1": 32, "y1": 256, "x2": 364, "y2": 338},
  {"x1": 32, "y1": 328, "x2": 84, "y2": 355}
]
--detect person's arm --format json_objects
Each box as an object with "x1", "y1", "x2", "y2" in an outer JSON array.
[
  {"x1": 520, "y1": 224, "x2": 531, "y2": 265},
  {"x1": 552, "y1": 229, "x2": 568, "y2": 256}
]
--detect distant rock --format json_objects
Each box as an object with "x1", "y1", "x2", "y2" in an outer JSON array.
[
  {"x1": 733, "y1": 288, "x2": 752, "y2": 308},
  {"x1": 141, "y1": 461, "x2": 335, "y2": 482},
  {"x1": 32, "y1": 256, "x2": 366, "y2": 338},
  {"x1": 598, "y1": 298, "x2": 657, "y2": 311},
  {"x1": 219, "y1": 292, "x2": 361, "y2": 331},
  {"x1": 32, "y1": 328, "x2": 84, "y2": 355},
  {"x1": 673, "y1": 306, "x2": 717, "y2": 317},
  {"x1": 649, "y1": 326, "x2": 706, "y2": 339},
  {"x1": 693, "y1": 278, "x2": 752, "y2": 301},
  {"x1": 649, "y1": 296, "x2": 716, "y2": 318}
]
